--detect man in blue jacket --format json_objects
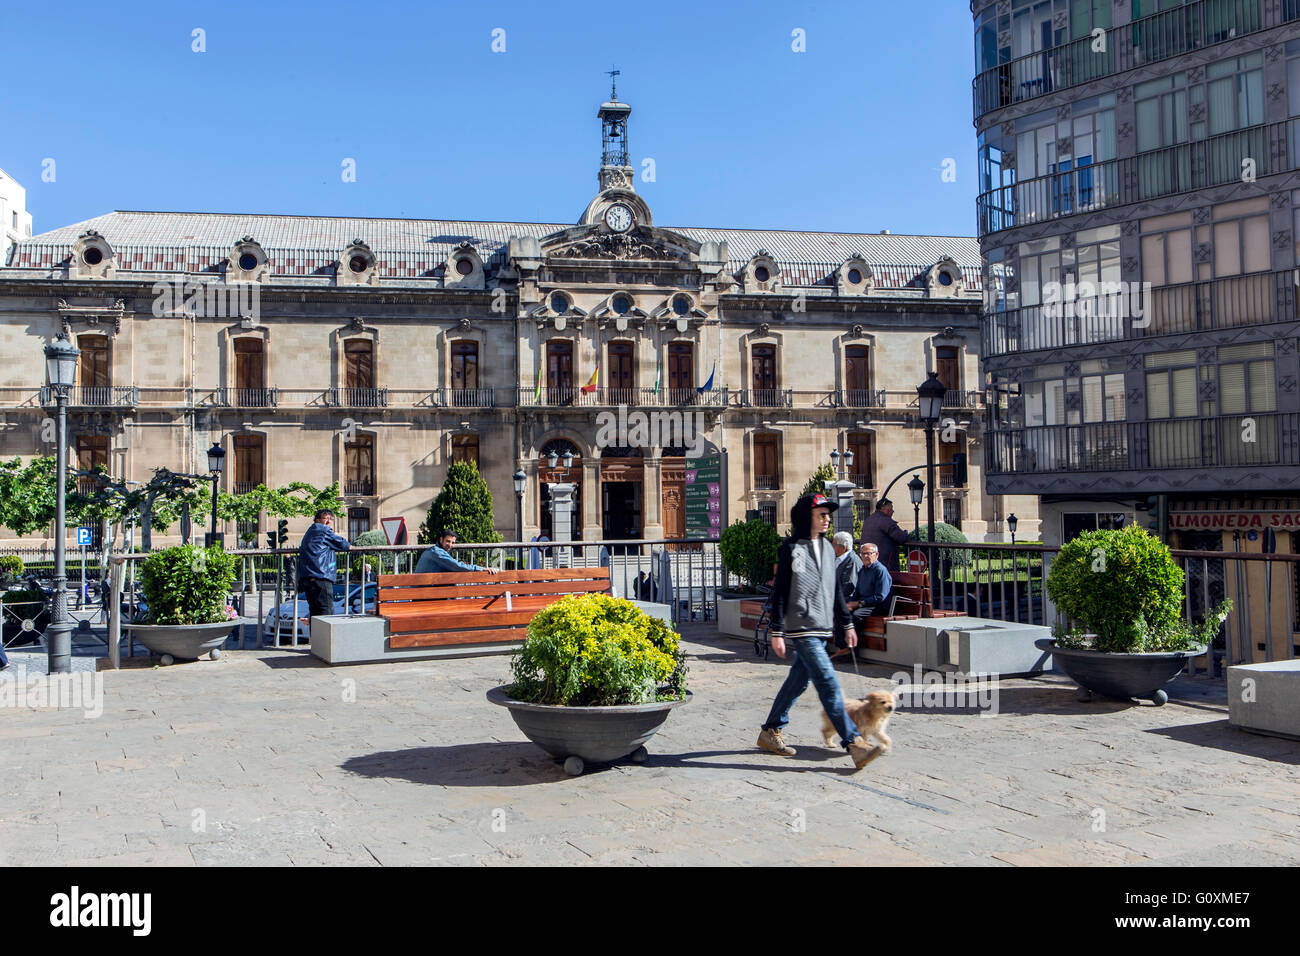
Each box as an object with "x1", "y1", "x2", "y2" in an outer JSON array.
[
  {"x1": 296, "y1": 510, "x2": 351, "y2": 620},
  {"x1": 851, "y1": 542, "x2": 894, "y2": 619},
  {"x1": 414, "y1": 530, "x2": 501, "y2": 574}
]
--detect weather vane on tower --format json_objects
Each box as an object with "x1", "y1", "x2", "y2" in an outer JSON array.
[{"x1": 606, "y1": 66, "x2": 620, "y2": 101}]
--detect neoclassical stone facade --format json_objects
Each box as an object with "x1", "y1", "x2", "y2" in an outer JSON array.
[{"x1": 0, "y1": 93, "x2": 1038, "y2": 547}]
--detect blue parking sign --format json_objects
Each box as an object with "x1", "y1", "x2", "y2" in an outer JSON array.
[{"x1": 76, "y1": 527, "x2": 92, "y2": 547}]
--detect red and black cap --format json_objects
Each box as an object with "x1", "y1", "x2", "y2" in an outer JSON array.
[{"x1": 806, "y1": 492, "x2": 839, "y2": 513}]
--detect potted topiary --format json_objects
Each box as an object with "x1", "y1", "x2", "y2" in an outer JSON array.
[
  {"x1": 126, "y1": 544, "x2": 241, "y2": 664},
  {"x1": 1040, "y1": 524, "x2": 1231, "y2": 705},
  {"x1": 487, "y1": 593, "x2": 690, "y2": 775},
  {"x1": 716, "y1": 518, "x2": 781, "y2": 637}
]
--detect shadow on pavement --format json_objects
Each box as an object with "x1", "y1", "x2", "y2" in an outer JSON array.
[
  {"x1": 1146, "y1": 719, "x2": 1300, "y2": 765},
  {"x1": 343, "y1": 743, "x2": 571, "y2": 786}
]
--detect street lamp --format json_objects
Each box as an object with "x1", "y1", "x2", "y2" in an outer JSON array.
[
  {"x1": 907, "y1": 474, "x2": 925, "y2": 531},
  {"x1": 206, "y1": 442, "x2": 225, "y2": 548},
  {"x1": 513, "y1": 467, "x2": 526, "y2": 565},
  {"x1": 44, "y1": 334, "x2": 79, "y2": 675},
  {"x1": 1008, "y1": 512, "x2": 1018, "y2": 546},
  {"x1": 916, "y1": 371, "x2": 945, "y2": 549}
]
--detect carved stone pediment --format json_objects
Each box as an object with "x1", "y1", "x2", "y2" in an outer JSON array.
[{"x1": 555, "y1": 230, "x2": 678, "y2": 261}]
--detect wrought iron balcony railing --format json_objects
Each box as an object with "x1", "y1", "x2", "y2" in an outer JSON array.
[
  {"x1": 233, "y1": 481, "x2": 262, "y2": 495},
  {"x1": 983, "y1": 268, "x2": 1294, "y2": 357},
  {"x1": 40, "y1": 385, "x2": 138, "y2": 407},
  {"x1": 984, "y1": 413, "x2": 1298, "y2": 476},
  {"x1": 345, "y1": 479, "x2": 375, "y2": 496},
  {"x1": 735, "y1": 388, "x2": 793, "y2": 408},
  {"x1": 978, "y1": 120, "x2": 1286, "y2": 237},
  {"x1": 973, "y1": 0, "x2": 1264, "y2": 118},
  {"x1": 753, "y1": 474, "x2": 780, "y2": 491},
  {"x1": 218, "y1": 387, "x2": 278, "y2": 408},
  {"x1": 329, "y1": 387, "x2": 388, "y2": 408}
]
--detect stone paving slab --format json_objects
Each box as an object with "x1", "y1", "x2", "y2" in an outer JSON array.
[{"x1": 2, "y1": 624, "x2": 1298, "y2": 866}]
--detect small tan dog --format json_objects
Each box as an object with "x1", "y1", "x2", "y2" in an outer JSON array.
[{"x1": 822, "y1": 690, "x2": 896, "y2": 766}]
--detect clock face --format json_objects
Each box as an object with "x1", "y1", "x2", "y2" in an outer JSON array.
[{"x1": 604, "y1": 203, "x2": 633, "y2": 233}]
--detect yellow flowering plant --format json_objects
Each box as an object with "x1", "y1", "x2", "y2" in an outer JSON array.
[{"x1": 507, "y1": 593, "x2": 688, "y2": 706}]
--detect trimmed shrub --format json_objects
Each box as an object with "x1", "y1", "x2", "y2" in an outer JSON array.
[
  {"x1": 418, "y1": 460, "x2": 502, "y2": 546},
  {"x1": 507, "y1": 593, "x2": 687, "y2": 706},
  {"x1": 718, "y1": 519, "x2": 782, "y2": 592},
  {"x1": 905, "y1": 522, "x2": 972, "y2": 568},
  {"x1": 139, "y1": 544, "x2": 239, "y2": 626}
]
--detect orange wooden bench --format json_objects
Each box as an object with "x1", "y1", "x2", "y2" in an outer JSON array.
[
  {"x1": 376, "y1": 568, "x2": 611, "y2": 649},
  {"x1": 855, "y1": 570, "x2": 961, "y2": 651}
]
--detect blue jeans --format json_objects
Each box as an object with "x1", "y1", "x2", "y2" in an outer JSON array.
[{"x1": 763, "y1": 636, "x2": 859, "y2": 747}]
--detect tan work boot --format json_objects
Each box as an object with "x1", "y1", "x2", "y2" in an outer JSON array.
[
  {"x1": 847, "y1": 736, "x2": 884, "y2": 771},
  {"x1": 757, "y1": 727, "x2": 797, "y2": 756}
]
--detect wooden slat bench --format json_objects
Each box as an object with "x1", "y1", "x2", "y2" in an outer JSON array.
[
  {"x1": 855, "y1": 571, "x2": 961, "y2": 651},
  {"x1": 376, "y1": 568, "x2": 612, "y2": 649}
]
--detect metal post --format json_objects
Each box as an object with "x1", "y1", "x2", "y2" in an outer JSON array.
[
  {"x1": 209, "y1": 474, "x2": 219, "y2": 543},
  {"x1": 48, "y1": 395, "x2": 73, "y2": 674},
  {"x1": 108, "y1": 559, "x2": 122, "y2": 670},
  {"x1": 924, "y1": 423, "x2": 938, "y2": 612}
]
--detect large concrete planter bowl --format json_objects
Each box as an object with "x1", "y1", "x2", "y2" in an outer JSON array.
[
  {"x1": 487, "y1": 685, "x2": 691, "y2": 775},
  {"x1": 1035, "y1": 638, "x2": 1205, "y2": 706},
  {"x1": 125, "y1": 622, "x2": 238, "y2": 664}
]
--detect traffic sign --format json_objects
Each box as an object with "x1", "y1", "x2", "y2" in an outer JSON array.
[
  {"x1": 908, "y1": 550, "x2": 928, "y2": 573},
  {"x1": 380, "y1": 516, "x2": 407, "y2": 546},
  {"x1": 76, "y1": 527, "x2": 93, "y2": 547}
]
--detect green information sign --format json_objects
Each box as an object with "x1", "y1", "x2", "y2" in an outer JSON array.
[{"x1": 684, "y1": 455, "x2": 722, "y2": 538}]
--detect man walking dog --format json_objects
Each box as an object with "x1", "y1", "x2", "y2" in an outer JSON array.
[{"x1": 757, "y1": 493, "x2": 880, "y2": 771}]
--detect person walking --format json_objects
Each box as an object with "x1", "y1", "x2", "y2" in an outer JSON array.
[
  {"x1": 414, "y1": 530, "x2": 501, "y2": 574},
  {"x1": 296, "y1": 510, "x2": 351, "y2": 625},
  {"x1": 860, "y1": 498, "x2": 909, "y2": 573},
  {"x1": 757, "y1": 493, "x2": 879, "y2": 771}
]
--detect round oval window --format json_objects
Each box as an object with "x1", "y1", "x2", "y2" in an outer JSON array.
[
  {"x1": 847, "y1": 268, "x2": 862, "y2": 284},
  {"x1": 456, "y1": 258, "x2": 474, "y2": 276},
  {"x1": 82, "y1": 247, "x2": 104, "y2": 266},
  {"x1": 239, "y1": 253, "x2": 258, "y2": 271},
  {"x1": 349, "y1": 255, "x2": 369, "y2": 273},
  {"x1": 550, "y1": 293, "x2": 568, "y2": 313},
  {"x1": 672, "y1": 295, "x2": 690, "y2": 316},
  {"x1": 755, "y1": 266, "x2": 770, "y2": 282},
  {"x1": 938, "y1": 270, "x2": 953, "y2": 286},
  {"x1": 612, "y1": 294, "x2": 632, "y2": 315}
]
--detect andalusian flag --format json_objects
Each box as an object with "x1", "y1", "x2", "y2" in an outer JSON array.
[
  {"x1": 581, "y1": 365, "x2": 599, "y2": 393},
  {"x1": 533, "y1": 365, "x2": 542, "y2": 404},
  {"x1": 653, "y1": 359, "x2": 662, "y2": 395}
]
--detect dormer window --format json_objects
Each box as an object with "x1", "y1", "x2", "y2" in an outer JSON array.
[
  {"x1": 239, "y1": 253, "x2": 258, "y2": 271},
  {"x1": 847, "y1": 268, "x2": 862, "y2": 284},
  {"x1": 938, "y1": 270, "x2": 953, "y2": 286},
  {"x1": 443, "y1": 242, "x2": 484, "y2": 289},
  {"x1": 755, "y1": 266, "x2": 770, "y2": 282},
  {"x1": 338, "y1": 239, "x2": 376, "y2": 286},
  {"x1": 349, "y1": 254, "x2": 369, "y2": 273},
  {"x1": 83, "y1": 247, "x2": 104, "y2": 266},
  {"x1": 229, "y1": 236, "x2": 269, "y2": 280},
  {"x1": 455, "y1": 257, "x2": 474, "y2": 276},
  {"x1": 70, "y1": 230, "x2": 115, "y2": 279}
]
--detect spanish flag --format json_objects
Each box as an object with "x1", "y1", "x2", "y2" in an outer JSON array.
[{"x1": 581, "y1": 365, "x2": 599, "y2": 393}]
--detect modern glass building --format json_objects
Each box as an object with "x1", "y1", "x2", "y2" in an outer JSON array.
[{"x1": 972, "y1": 0, "x2": 1300, "y2": 656}]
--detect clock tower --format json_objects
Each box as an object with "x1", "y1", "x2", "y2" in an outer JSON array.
[{"x1": 578, "y1": 74, "x2": 652, "y2": 228}]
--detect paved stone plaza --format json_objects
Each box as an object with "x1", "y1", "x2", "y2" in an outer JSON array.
[{"x1": 2, "y1": 625, "x2": 1298, "y2": 866}]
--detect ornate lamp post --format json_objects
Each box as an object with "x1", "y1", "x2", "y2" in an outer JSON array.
[
  {"x1": 513, "y1": 467, "x2": 526, "y2": 566},
  {"x1": 44, "y1": 334, "x2": 79, "y2": 675},
  {"x1": 916, "y1": 372, "x2": 945, "y2": 548},
  {"x1": 206, "y1": 442, "x2": 225, "y2": 547},
  {"x1": 1007, "y1": 512, "x2": 1018, "y2": 546},
  {"x1": 908, "y1": 474, "x2": 925, "y2": 532}
]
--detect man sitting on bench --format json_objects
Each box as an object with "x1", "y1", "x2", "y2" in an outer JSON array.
[
  {"x1": 849, "y1": 542, "x2": 893, "y2": 625},
  {"x1": 414, "y1": 529, "x2": 501, "y2": 574}
]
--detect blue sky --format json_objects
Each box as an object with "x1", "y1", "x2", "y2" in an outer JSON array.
[{"x1": 1, "y1": 0, "x2": 979, "y2": 237}]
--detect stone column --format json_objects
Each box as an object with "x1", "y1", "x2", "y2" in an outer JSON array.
[
  {"x1": 581, "y1": 458, "x2": 602, "y2": 542},
  {"x1": 549, "y1": 481, "x2": 575, "y2": 567},
  {"x1": 643, "y1": 452, "x2": 664, "y2": 539}
]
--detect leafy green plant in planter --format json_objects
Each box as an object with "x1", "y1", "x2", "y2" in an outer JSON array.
[
  {"x1": 1045, "y1": 524, "x2": 1230, "y2": 653},
  {"x1": 138, "y1": 545, "x2": 240, "y2": 626},
  {"x1": 507, "y1": 593, "x2": 688, "y2": 706},
  {"x1": 0, "y1": 554, "x2": 24, "y2": 585},
  {"x1": 718, "y1": 519, "x2": 781, "y2": 593}
]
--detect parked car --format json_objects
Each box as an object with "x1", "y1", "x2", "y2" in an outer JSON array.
[{"x1": 261, "y1": 582, "x2": 377, "y2": 640}]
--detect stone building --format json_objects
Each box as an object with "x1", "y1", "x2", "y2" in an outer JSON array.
[
  {"x1": 972, "y1": 0, "x2": 1300, "y2": 657},
  {"x1": 0, "y1": 91, "x2": 1038, "y2": 549}
]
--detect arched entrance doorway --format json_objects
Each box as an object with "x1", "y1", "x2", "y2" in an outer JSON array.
[
  {"x1": 600, "y1": 447, "x2": 643, "y2": 549},
  {"x1": 538, "y1": 438, "x2": 582, "y2": 541}
]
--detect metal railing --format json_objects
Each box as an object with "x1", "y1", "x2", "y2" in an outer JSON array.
[
  {"x1": 753, "y1": 474, "x2": 779, "y2": 490},
  {"x1": 840, "y1": 388, "x2": 885, "y2": 407},
  {"x1": 40, "y1": 385, "x2": 137, "y2": 407},
  {"x1": 329, "y1": 387, "x2": 388, "y2": 408},
  {"x1": 983, "y1": 269, "x2": 1294, "y2": 357},
  {"x1": 909, "y1": 539, "x2": 1297, "y2": 672},
  {"x1": 736, "y1": 388, "x2": 792, "y2": 408},
  {"x1": 973, "y1": 0, "x2": 1265, "y2": 117},
  {"x1": 978, "y1": 120, "x2": 1286, "y2": 237},
  {"x1": 985, "y1": 413, "x2": 1298, "y2": 475},
  {"x1": 218, "y1": 387, "x2": 278, "y2": 408},
  {"x1": 444, "y1": 387, "x2": 496, "y2": 408},
  {"x1": 344, "y1": 479, "x2": 375, "y2": 496}
]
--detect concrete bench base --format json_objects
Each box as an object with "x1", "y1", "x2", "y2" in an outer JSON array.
[
  {"x1": 310, "y1": 601, "x2": 676, "y2": 665},
  {"x1": 860, "y1": 616, "x2": 1053, "y2": 676},
  {"x1": 1227, "y1": 661, "x2": 1300, "y2": 741}
]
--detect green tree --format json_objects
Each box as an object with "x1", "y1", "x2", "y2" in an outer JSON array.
[
  {"x1": 418, "y1": 460, "x2": 502, "y2": 545},
  {"x1": 0, "y1": 456, "x2": 81, "y2": 537},
  {"x1": 718, "y1": 519, "x2": 782, "y2": 592},
  {"x1": 800, "y1": 463, "x2": 835, "y2": 498}
]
